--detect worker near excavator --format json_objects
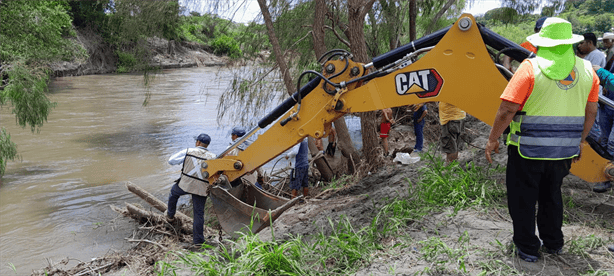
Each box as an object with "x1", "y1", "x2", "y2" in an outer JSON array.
[
  {"x1": 380, "y1": 108, "x2": 395, "y2": 156},
  {"x1": 603, "y1": 32, "x2": 614, "y2": 69},
  {"x1": 316, "y1": 126, "x2": 337, "y2": 157},
  {"x1": 286, "y1": 138, "x2": 309, "y2": 198},
  {"x1": 439, "y1": 102, "x2": 466, "y2": 163},
  {"x1": 593, "y1": 64, "x2": 614, "y2": 252},
  {"x1": 165, "y1": 133, "x2": 217, "y2": 246},
  {"x1": 589, "y1": 63, "x2": 614, "y2": 194},
  {"x1": 409, "y1": 103, "x2": 428, "y2": 153},
  {"x1": 224, "y1": 126, "x2": 264, "y2": 189},
  {"x1": 485, "y1": 18, "x2": 599, "y2": 262}
]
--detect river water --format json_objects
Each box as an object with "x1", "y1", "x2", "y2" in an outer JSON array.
[
  {"x1": 0, "y1": 67, "x2": 254, "y2": 274},
  {"x1": 0, "y1": 66, "x2": 364, "y2": 275}
]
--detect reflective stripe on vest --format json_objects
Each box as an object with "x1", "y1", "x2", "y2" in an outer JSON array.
[{"x1": 506, "y1": 57, "x2": 593, "y2": 160}]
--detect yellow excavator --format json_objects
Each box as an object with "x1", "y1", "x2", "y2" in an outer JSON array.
[{"x1": 201, "y1": 14, "x2": 614, "y2": 238}]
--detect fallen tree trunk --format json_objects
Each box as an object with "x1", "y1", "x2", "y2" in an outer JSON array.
[
  {"x1": 124, "y1": 181, "x2": 216, "y2": 236},
  {"x1": 125, "y1": 203, "x2": 193, "y2": 233},
  {"x1": 125, "y1": 181, "x2": 192, "y2": 223}
]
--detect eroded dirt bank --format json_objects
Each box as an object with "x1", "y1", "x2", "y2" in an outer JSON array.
[{"x1": 49, "y1": 28, "x2": 227, "y2": 77}]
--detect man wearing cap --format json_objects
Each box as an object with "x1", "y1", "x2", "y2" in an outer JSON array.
[
  {"x1": 578, "y1": 33, "x2": 606, "y2": 68},
  {"x1": 485, "y1": 18, "x2": 600, "y2": 262},
  {"x1": 166, "y1": 133, "x2": 217, "y2": 246},
  {"x1": 224, "y1": 126, "x2": 264, "y2": 188},
  {"x1": 503, "y1": 16, "x2": 547, "y2": 72}
]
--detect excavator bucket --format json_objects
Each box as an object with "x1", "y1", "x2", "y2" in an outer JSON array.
[{"x1": 209, "y1": 183, "x2": 301, "y2": 238}]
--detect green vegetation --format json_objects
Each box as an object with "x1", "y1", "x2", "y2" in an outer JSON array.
[
  {"x1": 0, "y1": 0, "x2": 84, "y2": 176},
  {"x1": 0, "y1": 129, "x2": 17, "y2": 176},
  {"x1": 481, "y1": 0, "x2": 614, "y2": 46},
  {"x1": 155, "y1": 150, "x2": 511, "y2": 275},
  {"x1": 321, "y1": 175, "x2": 352, "y2": 191},
  {"x1": 566, "y1": 234, "x2": 610, "y2": 257},
  {"x1": 211, "y1": 35, "x2": 242, "y2": 58}
]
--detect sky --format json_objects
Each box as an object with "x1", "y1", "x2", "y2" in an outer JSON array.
[{"x1": 209, "y1": 0, "x2": 509, "y2": 24}]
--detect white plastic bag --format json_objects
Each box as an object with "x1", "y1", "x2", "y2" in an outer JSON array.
[{"x1": 393, "y1": 152, "x2": 420, "y2": 164}]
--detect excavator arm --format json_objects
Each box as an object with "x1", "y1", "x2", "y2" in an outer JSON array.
[{"x1": 203, "y1": 14, "x2": 611, "y2": 237}]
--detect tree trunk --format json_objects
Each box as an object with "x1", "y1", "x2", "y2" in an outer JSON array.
[
  {"x1": 125, "y1": 181, "x2": 193, "y2": 223},
  {"x1": 333, "y1": 119, "x2": 357, "y2": 174},
  {"x1": 314, "y1": 0, "x2": 360, "y2": 174},
  {"x1": 256, "y1": 0, "x2": 294, "y2": 95},
  {"x1": 258, "y1": 0, "x2": 333, "y2": 181},
  {"x1": 347, "y1": 0, "x2": 380, "y2": 165},
  {"x1": 409, "y1": 0, "x2": 417, "y2": 41},
  {"x1": 312, "y1": 0, "x2": 327, "y2": 60}
]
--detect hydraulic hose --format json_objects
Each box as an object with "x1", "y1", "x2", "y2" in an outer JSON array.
[
  {"x1": 371, "y1": 26, "x2": 451, "y2": 69},
  {"x1": 257, "y1": 76, "x2": 322, "y2": 129}
]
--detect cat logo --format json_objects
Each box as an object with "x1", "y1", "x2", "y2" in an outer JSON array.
[{"x1": 395, "y1": 69, "x2": 444, "y2": 98}]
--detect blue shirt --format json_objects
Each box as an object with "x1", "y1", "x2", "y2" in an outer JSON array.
[
  {"x1": 412, "y1": 104, "x2": 427, "y2": 122},
  {"x1": 286, "y1": 139, "x2": 309, "y2": 168}
]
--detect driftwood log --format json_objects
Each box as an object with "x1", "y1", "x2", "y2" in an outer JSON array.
[
  {"x1": 125, "y1": 181, "x2": 193, "y2": 222},
  {"x1": 123, "y1": 181, "x2": 216, "y2": 235},
  {"x1": 125, "y1": 202, "x2": 192, "y2": 233}
]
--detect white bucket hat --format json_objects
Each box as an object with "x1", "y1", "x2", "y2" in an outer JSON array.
[{"x1": 603, "y1": 32, "x2": 614, "y2": 40}]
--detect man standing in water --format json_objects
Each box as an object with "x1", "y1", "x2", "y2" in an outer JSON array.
[{"x1": 166, "y1": 133, "x2": 217, "y2": 247}]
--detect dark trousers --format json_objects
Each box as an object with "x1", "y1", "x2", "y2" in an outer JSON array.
[
  {"x1": 413, "y1": 119, "x2": 424, "y2": 151},
  {"x1": 167, "y1": 182, "x2": 207, "y2": 244},
  {"x1": 506, "y1": 145, "x2": 571, "y2": 256}
]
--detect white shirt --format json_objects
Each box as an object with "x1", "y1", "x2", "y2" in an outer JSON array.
[
  {"x1": 584, "y1": 48, "x2": 606, "y2": 67},
  {"x1": 168, "y1": 146, "x2": 214, "y2": 165}
]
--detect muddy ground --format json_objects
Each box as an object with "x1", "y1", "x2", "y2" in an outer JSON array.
[{"x1": 34, "y1": 112, "x2": 614, "y2": 275}]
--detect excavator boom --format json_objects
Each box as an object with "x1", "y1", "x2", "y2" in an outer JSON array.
[{"x1": 205, "y1": 14, "x2": 611, "y2": 237}]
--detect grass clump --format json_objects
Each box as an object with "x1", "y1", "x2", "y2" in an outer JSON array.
[
  {"x1": 566, "y1": 234, "x2": 611, "y2": 257},
  {"x1": 372, "y1": 149, "x2": 506, "y2": 236},
  {"x1": 418, "y1": 232, "x2": 471, "y2": 274},
  {"x1": 417, "y1": 150, "x2": 506, "y2": 213},
  {"x1": 156, "y1": 216, "x2": 380, "y2": 275},
  {"x1": 321, "y1": 175, "x2": 352, "y2": 191}
]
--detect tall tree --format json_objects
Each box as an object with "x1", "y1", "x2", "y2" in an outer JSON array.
[
  {"x1": 256, "y1": 0, "x2": 334, "y2": 181},
  {"x1": 313, "y1": 0, "x2": 361, "y2": 174},
  {"x1": 0, "y1": 0, "x2": 86, "y2": 176},
  {"x1": 346, "y1": 0, "x2": 380, "y2": 164},
  {"x1": 409, "y1": 0, "x2": 417, "y2": 41}
]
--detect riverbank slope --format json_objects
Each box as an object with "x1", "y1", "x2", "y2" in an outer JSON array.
[{"x1": 49, "y1": 28, "x2": 228, "y2": 78}]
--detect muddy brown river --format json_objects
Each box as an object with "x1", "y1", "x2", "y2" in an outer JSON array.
[{"x1": 0, "y1": 67, "x2": 257, "y2": 275}]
